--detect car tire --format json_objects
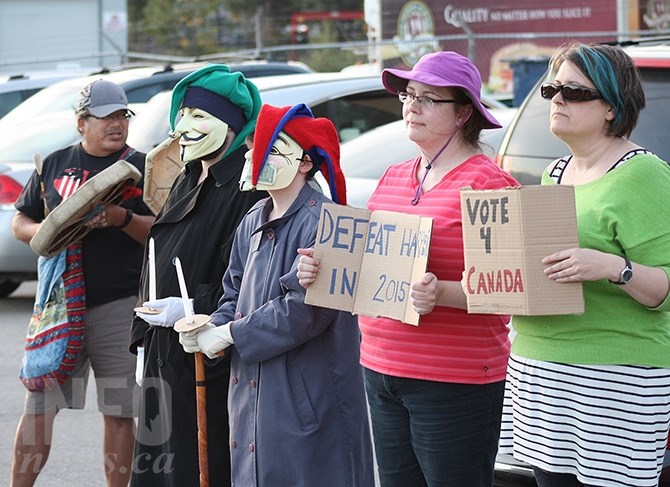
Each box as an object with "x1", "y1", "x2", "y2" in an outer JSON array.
[{"x1": 0, "y1": 279, "x2": 21, "y2": 298}]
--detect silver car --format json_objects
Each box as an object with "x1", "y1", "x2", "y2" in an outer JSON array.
[
  {"x1": 0, "y1": 113, "x2": 82, "y2": 296},
  {"x1": 335, "y1": 108, "x2": 517, "y2": 208},
  {"x1": 0, "y1": 70, "x2": 511, "y2": 297},
  {"x1": 0, "y1": 71, "x2": 401, "y2": 297}
]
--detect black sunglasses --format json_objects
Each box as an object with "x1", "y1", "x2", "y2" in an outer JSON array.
[{"x1": 540, "y1": 82, "x2": 602, "y2": 102}]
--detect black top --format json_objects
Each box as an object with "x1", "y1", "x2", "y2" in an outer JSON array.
[
  {"x1": 15, "y1": 143, "x2": 151, "y2": 306},
  {"x1": 128, "y1": 146, "x2": 267, "y2": 487}
]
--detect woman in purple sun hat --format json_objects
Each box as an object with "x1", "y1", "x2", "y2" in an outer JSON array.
[{"x1": 298, "y1": 50, "x2": 519, "y2": 486}]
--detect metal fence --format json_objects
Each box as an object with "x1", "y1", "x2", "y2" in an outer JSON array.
[
  {"x1": 127, "y1": 30, "x2": 670, "y2": 96},
  {"x1": 5, "y1": 29, "x2": 670, "y2": 101}
]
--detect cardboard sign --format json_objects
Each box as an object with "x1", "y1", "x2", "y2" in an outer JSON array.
[
  {"x1": 460, "y1": 185, "x2": 584, "y2": 315},
  {"x1": 305, "y1": 203, "x2": 433, "y2": 325}
]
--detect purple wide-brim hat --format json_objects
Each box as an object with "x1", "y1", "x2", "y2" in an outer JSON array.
[{"x1": 382, "y1": 51, "x2": 501, "y2": 129}]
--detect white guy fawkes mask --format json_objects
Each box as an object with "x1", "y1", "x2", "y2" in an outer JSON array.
[
  {"x1": 175, "y1": 106, "x2": 229, "y2": 162},
  {"x1": 239, "y1": 131, "x2": 304, "y2": 192}
]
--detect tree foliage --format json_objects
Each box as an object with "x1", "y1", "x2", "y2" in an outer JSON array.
[
  {"x1": 143, "y1": 0, "x2": 222, "y2": 55},
  {"x1": 129, "y1": 0, "x2": 366, "y2": 63}
]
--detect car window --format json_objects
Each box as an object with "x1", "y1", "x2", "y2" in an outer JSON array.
[
  {"x1": 126, "y1": 80, "x2": 181, "y2": 104},
  {"x1": 0, "y1": 90, "x2": 31, "y2": 118},
  {"x1": 500, "y1": 64, "x2": 670, "y2": 184},
  {"x1": 0, "y1": 84, "x2": 82, "y2": 128},
  {"x1": 310, "y1": 90, "x2": 400, "y2": 142}
]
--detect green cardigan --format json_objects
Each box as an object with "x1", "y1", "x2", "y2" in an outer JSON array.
[{"x1": 511, "y1": 153, "x2": 670, "y2": 368}]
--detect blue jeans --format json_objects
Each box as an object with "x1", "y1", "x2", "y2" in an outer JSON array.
[{"x1": 364, "y1": 368, "x2": 504, "y2": 487}]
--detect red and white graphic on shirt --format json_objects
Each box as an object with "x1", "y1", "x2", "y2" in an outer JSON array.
[{"x1": 54, "y1": 168, "x2": 91, "y2": 201}]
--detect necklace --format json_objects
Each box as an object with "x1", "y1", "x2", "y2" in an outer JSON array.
[{"x1": 411, "y1": 131, "x2": 458, "y2": 205}]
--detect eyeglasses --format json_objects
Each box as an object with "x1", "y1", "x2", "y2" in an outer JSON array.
[
  {"x1": 398, "y1": 91, "x2": 457, "y2": 110},
  {"x1": 540, "y1": 82, "x2": 602, "y2": 102},
  {"x1": 87, "y1": 110, "x2": 132, "y2": 122}
]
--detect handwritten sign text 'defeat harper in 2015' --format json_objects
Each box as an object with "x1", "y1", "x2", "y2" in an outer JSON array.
[
  {"x1": 460, "y1": 185, "x2": 584, "y2": 316},
  {"x1": 305, "y1": 203, "x2": 433, "y2": 325}
]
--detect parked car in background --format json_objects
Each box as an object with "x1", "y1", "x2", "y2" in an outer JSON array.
[
  {"x1": 1, "y1": 70, "x2": 395, "y2": 297},
  {"x1": 0, "y1": 60, "x2": 313, "y2": 131},
  {"x1": 127, "y1": 71, "x2": 404, "y2": 152},
  {"x1": 127, "y1": 72, "x2": 511, "y2": 153},
  {"x1": 498, "y1": 40, "x2": 670, "y2": 185},
  {"x1": 0, "y1": 68, "x2": 100, "y2": 118},
  {"x1": 0, "y1": 61, "x2": 314, "y2": 298}
]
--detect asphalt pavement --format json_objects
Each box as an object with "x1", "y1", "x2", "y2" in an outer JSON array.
[
  {"x1": 1, "y1": 281, "x2": 105, "y2": 486},
  {"x1": 1, "y1": 281, "x2": 382, "y2": 487}
]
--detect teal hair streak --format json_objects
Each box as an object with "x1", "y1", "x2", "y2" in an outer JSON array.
[{"x1": 575, "y1": 46, "x2": 623, "y2": 126}]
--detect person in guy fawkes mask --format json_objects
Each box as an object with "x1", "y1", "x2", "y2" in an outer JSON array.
[{"x1": 130, "y1": 64, "x2": 266, "y2": 487}]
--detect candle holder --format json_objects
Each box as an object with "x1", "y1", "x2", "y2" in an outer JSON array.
[
  {"x1": 174, "y1": 315, "x2": 226, "y2": 358},
  {"x1": 174, "y1": 314, "x2": 211, "y2": 333},
  {"x1": 134, "y1": 305, "x2": 161, "y2": 315}
]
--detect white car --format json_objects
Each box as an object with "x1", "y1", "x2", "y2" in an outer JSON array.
[
  {"x1": 0, "y1": 65, "x2": 316, "y2": 297},
  {"x1": 331, "y1": 107, "x2": 517, "y2": 208},
  {"x1": 127, "y1": 71, "x2": 405, "y2": 152},
  {"x1": 0, "y1": 61, "x2": 313, "y2": 131},
  {"x1": 0, "y1": 68, "x2": 99, "y2": 119},
  {"x1": 0, "y1": 70, "x2": 510, "y2": 297}
]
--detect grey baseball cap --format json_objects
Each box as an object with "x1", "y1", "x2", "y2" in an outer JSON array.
[{"x1": 76, "y1": 79, "x2": 134, "y2": 118}]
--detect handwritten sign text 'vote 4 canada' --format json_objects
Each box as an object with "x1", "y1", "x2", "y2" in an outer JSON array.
[
  {"x1": 460, "y1": 185, "x2": 584, "y2": 316},
  {"x1": 305, "y1": 203, "x2": 433, "y2": 325}
]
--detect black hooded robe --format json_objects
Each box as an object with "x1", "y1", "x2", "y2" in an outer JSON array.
[{"x1": 129, "y1": 147, "x2": 266, "y2": 487}]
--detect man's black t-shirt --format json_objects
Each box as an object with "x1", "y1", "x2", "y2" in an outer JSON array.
[{"x1": 15, "y1": 143, "x2": 151, "y2": 306}]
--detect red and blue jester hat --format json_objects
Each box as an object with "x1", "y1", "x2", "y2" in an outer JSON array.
[{"x1": 251, "y1": 103, "x2": 347, "y2": 205}]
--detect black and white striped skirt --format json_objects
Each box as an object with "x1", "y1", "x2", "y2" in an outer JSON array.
[{"x1": 499, "y1": 354, "x2": 670, "y2": 486}]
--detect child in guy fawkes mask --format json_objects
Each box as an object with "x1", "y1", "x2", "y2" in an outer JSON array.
[
  {"x1": 238, "y1": 103, "x2": 346, "y2": 202},
  {"x1": 179, "y1": 103, "x2": 374, "y2": 487}
]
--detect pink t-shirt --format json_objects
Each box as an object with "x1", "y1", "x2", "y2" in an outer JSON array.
[{"x1": 360, "y1": 154, "x2": 519, "y2": 384}]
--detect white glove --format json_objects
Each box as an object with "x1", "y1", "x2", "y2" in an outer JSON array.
[
  {"x1": 135, "y1": 346, "x2": 144, "y2": 386},
  {"x1": 179, "y1": 323, "x2": 215, "y2": 354},
  {"x1": 197, "y1": 323, "x2": 234, "y2": 359},
  {"x1": 137, "y1": 297, "x2": 194, "y2": 327}
]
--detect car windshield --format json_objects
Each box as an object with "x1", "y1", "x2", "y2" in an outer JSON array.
[
  {"x1": 0, "y1": 84, "x2": 80, "y2": 128},
  {"x1": 0, "y1": 67, "x2": 170, "y2": 130},
  {"x1": 0, "y1": 114, "x2": 79, "y2": 163},
  {"x1": 503, "y1": 65, "x2": 670, "y2": 183}
]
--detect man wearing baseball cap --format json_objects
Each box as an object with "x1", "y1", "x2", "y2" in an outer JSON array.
[{"x1": 11, "y1": 78, "x2": 154, "y2": 486}]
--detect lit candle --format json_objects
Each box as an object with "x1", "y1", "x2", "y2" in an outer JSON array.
[
  {"x1": 173, "y1": 257, "x2": 193, "y2": 322},
  {"x1": 148, "y1": 238, "x2": 156, "y2": 302}
]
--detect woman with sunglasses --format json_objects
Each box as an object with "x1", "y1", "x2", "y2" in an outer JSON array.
[
  {"x1": 500, "y1": 43, "x2": 670, "y2": 487},
  {"x1": 298, "y1": 50, "x2": 519, "y2": 486}
]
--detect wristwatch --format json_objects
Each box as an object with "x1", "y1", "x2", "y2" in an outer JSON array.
[{"x1": 609, "y1": 256, "x2": 633, "y2": 285}]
